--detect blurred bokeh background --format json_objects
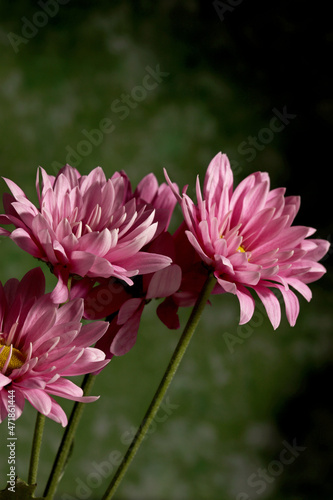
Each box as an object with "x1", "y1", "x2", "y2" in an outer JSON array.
[{"x1": 0, "y1": 1, "x2": 332, "y2": 499}]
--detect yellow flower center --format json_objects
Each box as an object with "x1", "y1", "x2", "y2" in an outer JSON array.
[
  {"x1": 237, "y1": 245, "x2": 246, "y2": 253},
  {"x1": 0, "y1": 343, "x2": 26, "y2": 373}
]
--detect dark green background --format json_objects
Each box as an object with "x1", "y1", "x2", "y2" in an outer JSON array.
[{"x1": 0, "y1": 1, "x2": 332, "y2": 499}]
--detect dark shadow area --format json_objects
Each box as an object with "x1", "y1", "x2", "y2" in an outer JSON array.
[
  {"x1": 127, "y1": 0, "x2": 333, "y2": 231},
  {"x1": 273, "y1": 362, "x2": 333, "y2": 499}
]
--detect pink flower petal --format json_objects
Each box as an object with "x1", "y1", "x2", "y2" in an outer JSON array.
[
  {"x1": 185, "y1": 230, "x2": 212, "y2": 265},
  {"x1": 2, "y1": 177, "x2": 27, "y2": 198},
  {"x1": 78, "y1": 229, "x2": 112, "y2": 256},
  {"x1": 50, "y1": 267, "x2": 70, "y2": 304},
  {"x1": 16, "y1": 267, "x2": 45, "y2": 304},
  {"x1": 69, "y1": 251, "x2": 96, "y2": 275},
  {"x1": 146, "y1": 264, "x2": 182, "y2": 299},
  {"x1": 163, "y1": 168, "x2": 183, "y2": 204},
  {"x1": 285, "y1": 277, "x2": 312, "y2": 301},
  {"x1": 19, "y1": 388, "x2": 52, "y2": 415},
  {"x1": 236, "y1": 286, "x2": 255, "y2": 324},
  {"x1": 216, "y1": 276, "x2": 237, "y2": 294},
  {"x1": 111, "y1": 302, "x2": 145, "y2": 356},
  {"x1": 118, "y1": 298, "x2": 143, "y2": 324},
  {"x1": 135, "y1": 173, "x2": 159, "y2": 203},
  {"x1": 21, "y1": 299, "x2": 57, "y2": 347},
  {"x1": 156, "y1": 297, "x2": 180, "y2": 329},
  {"x1": 119, "y1": 252, "x2": 172, "y2": 275},
  {"x1": 56, "y1": 298, "x2": 84, "y2": 324},
  {"x1": 10, "y1": 228, "x2": 42, "y2": 258},
  {"x1": 254, "y1": 284, "x2": 281, "y2": 329},
  {"x1": 203, "y1": 153, "x2": 233, "y2": 210},
  {"x1": 46, "y1": 378, "x2": 83, "y2": 399},
  {"x1": 0, "y1": 374, "x2": 12, "y2": 388},
  {"x1": 47, "y1": 399, "x2": 68, "y2": 426},
  {"x1": 276, "y1": 285, "x2": 300, "y2": 326},
  {"x1": 234, "y1": 270, "x2": 261, "y2": 286},
  {"x1": 88, "y1": 256, "x2": 115, "y2": 277},
  {"x1": 242, "y1": 180, "x2": 269, "y2": 224},
  {"x1": 74, "y1": 321, "x2": 109, "y2": 347}
]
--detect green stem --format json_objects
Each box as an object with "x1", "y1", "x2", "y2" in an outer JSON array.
[
  {"x1": 102, "y1": 273, "x2": 216, "y2": 500},
  {"x1": 28, "y1": 412, "x2": 46, "y2": 485},
  {"x1": 43, "y1": 373, "x2": 96, "y2": 500}
]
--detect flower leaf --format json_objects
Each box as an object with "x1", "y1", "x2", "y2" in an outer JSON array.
[{"x1": 0, "y1": 478, "x2": 45, "y2": 499}]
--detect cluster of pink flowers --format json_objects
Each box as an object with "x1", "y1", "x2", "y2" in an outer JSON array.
[{"x1": 0, "y1": 153, "x2": 329, "y2": 424}]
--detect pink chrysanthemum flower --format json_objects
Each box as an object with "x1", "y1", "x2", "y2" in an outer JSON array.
[
  {"x1": 72, "y1": 173, "x2": 181, "y2": 358},
  {"x1": 165, "y1": 152, "x2": 329, "y2": 328},
  {"x1": 0, "y1": 165, "x2": 172, "y2": 303},
  {"x1": 0, "y1": 268, "x2": 109, "y2": 426}
]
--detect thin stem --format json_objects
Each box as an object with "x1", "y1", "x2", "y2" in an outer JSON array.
[
  {"x1": 43, "y1": 373, "x2": 96, "y2": 500},
  {"x1": 28, "y1": 411, "x2": 46, "y2": 485},
  {"x1": 102, "y1": 273, "x2": 216, "y2": 500}
]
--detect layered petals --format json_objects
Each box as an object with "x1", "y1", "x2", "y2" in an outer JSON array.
[
  {"x1": 166, "y1": 152, "x2": 329, "y2": 328},
  {"x1": 0, "y1": 165, "x2": 177, "y2": 302},
  {"x1": 93, "y1": 232, "x2": 183, "y2": 357},
  {"x1": 0, "y1": 268, "x2": 109, "y2": 425}
]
